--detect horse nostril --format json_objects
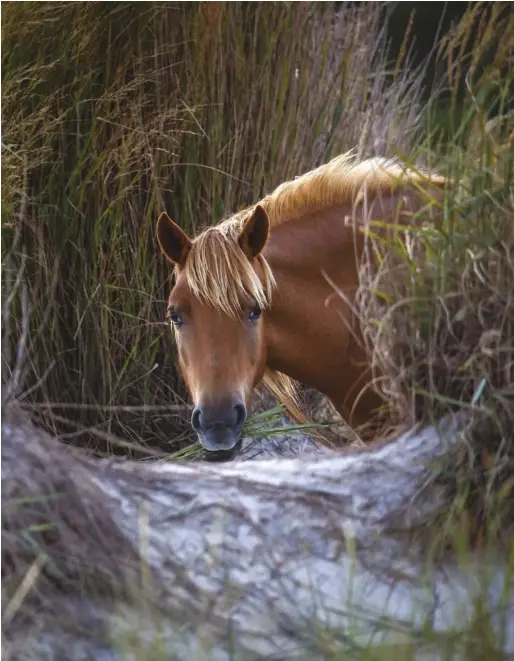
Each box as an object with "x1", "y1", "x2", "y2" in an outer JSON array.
[
  {"x1": 233, "y1": 402, "x2": 247, "y2": 429},
  {"x1": 192, "y1": 401, "x2": 246, "y2": 433},
  {"x1": 191, "y1": 406, "x2": 202, "y2": 431}
]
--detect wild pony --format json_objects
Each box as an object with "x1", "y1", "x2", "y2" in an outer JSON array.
[{"x1": 157, "y1": 151, "x2": 446, "y2": 458}]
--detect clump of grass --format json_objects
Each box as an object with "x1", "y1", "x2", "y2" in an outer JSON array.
[
  {"x1": 2, "y1": 2, "x2": 426, "y2": 453},
  {"x1": 357, "y1": 1, "x2": 514, "y2": 541},
  {"x1": 165, "y1": 405, "x2": 327, "y2": 462}
]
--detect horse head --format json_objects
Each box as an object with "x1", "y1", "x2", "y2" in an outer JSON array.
[{"x1": 157, "y1": 205, "x2": 273, "y2": 459}]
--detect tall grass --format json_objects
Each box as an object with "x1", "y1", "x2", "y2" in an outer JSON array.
[
  {"x1": 357, "y1": 1, "x2": 514, "y2": 542},
  {"x1": 2, "y1": 1, "x2": 426, "y2": 453}
]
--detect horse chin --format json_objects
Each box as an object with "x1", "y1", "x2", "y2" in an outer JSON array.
[{"x1": 200, "y1": 435, "x2": 243, "y2": 462}]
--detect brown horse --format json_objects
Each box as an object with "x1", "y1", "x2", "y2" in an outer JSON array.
[{"x1": 157, "y1": 151, "x2": 446, "y2": 458}]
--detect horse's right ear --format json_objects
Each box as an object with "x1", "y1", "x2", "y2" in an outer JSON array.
[{"x1": 156, "y1": 212, "x2": 192, "y2": 267}]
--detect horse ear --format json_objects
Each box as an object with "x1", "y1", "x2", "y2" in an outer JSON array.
[
  {"x1": 238, "y1": 205, "x2": 269, "y2": 259},
  {"x1": 156, "y1": 212, "x2": 192, "y2": 267}
]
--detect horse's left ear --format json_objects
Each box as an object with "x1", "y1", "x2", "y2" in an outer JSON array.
[{"x1": 238, "y1": 204, "x2": 269, "y2": 259}]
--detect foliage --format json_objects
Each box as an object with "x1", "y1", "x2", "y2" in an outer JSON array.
[{"x1": 356, "y1": 1, "x2": 514, "y2": 544}]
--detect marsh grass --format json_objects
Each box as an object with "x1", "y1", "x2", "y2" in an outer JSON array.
[
  {"x1": 2, "y1": 1, "x2": 426, "y2": 454},
  {"x1": 356, "y1": 2, "x2": 514, "y2": 544},
  {"x1": 164, "y1": 404, "x2": 328, "y2": 462}
]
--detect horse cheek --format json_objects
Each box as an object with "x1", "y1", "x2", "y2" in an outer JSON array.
[{"x1": 250, "y1": 323, "x2": 267, "y2": 390}]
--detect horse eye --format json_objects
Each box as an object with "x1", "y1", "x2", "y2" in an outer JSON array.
[
  {"x1": 167, "y1": 309, "x2": 184, "y2": 328},
  {"x1": 248, "y1": 304, "x2": 262, "y2": 321}
]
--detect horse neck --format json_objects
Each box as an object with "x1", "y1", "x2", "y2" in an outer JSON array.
[
  {"x1": 265, "y1": 205, "x2": 363, "y2": 276},
  {"x1": 261, "y1": 196, "x2": 411, "y2": 425},
  {"x1": 263, "y1": 190, "x2": 423, "y2": 322}
]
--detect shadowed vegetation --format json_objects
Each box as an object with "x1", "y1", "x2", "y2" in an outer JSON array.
[{"x1": 357, "y1": 1, "x2": 514, "y2": 545}]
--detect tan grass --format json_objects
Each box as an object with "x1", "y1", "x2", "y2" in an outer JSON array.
[{"x1": 355, "y1": 1, "x2": 514, "y2": 539}]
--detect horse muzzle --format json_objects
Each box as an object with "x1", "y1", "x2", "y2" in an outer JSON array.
[{"x1": 191, "y1": 397, "x2": 247, "y2": 459}]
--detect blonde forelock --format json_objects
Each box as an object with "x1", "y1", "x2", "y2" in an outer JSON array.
[{"x1": 182, "y1": 220, "x2": 275, "y2": 318}]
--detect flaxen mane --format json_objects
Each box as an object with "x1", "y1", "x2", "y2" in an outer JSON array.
[
  {"x1": 183, "y1": 151, "x2": 445, "y2": 316},
  {"x1": 179, "y1": 151, "x2": 446, "y2": 422}
]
